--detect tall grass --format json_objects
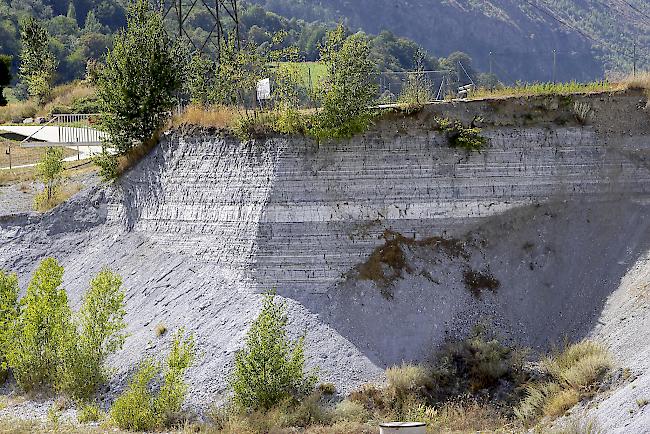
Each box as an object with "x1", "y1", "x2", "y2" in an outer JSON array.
[
  {"x1": 171, "y1": 105, "x2": 240, "y2": 129},
  {"x1": 516, "y1": 341, "x2": 612, "y2": 424},
  {"x1": 470, "y1": 81, "x2": 617, "y2": 100}
]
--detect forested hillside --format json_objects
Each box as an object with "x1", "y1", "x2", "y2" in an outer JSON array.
[
  {"x1": 1, "y1": 0, "x2": 648, "y2": 90},
  {"x1": 0, "y1": 0, "x2": 481, "y2": 91},
  {"x1": 254, "y1": 0, "x2": 650, "y2": 82}
]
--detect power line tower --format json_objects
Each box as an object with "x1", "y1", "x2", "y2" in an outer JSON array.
[{"x1": 154, "y1": 0, "x2": 241, "y2": 58}]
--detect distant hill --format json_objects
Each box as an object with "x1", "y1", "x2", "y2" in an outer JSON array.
[{"x1": 253, "y1": 0, "x2": 650, "y2": 82}]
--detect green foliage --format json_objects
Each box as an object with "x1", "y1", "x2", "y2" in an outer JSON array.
[
  {"x1": 0, "y1": 271, "x2": 19, "y2": 382},
  {"x1": 154, "y1": 329, "x2": 195, "y2": 426},
  {"x1": 310, "y1": 24, "x2": 378, "y2": 140},
  {"x1": 57, "y1": 268, "x2": 126, "y2": 400},
  {"x1": 231, "y1": 291, "x2": 317, "y2": 412},
  {"x1": 77, "y1": 402, "x2": 104, "y2": 423},
  {"x1": 110, "y1": 360, "x2": 158, "y2": 431},
  {"x1": 7, "y1": 258, "x2": 70, "y2": 391},
  {"x1": 19, "y1": 17, "x2": 57, "y2": 104},
  {"x1": 97, "y1": 0, "x2": 183, "y2": 154},
  {"x1": 92, "y1": 150, "x2": 118, "y2": 181},
  {"x1": 436, "y1": 117, "x2": 488, "y2": 152},
  {"x1": 36, "y1": 147, "x2": 64, "y2": 202},
  {"x1": 0, "y1": 55, "x2": 12, "y2": 106},
  {"x1": 2, "y1": 261, "x2": 126, "y2": 399},
  {"x1": 470, "y1": 81, "x2": 613, "y2": 99},
  {"x1": 397, "y1": 51, "x2": 434, "y2": 108},
  {"x1": 110, "y1": 329, "x2": 195, "y2": 431}
]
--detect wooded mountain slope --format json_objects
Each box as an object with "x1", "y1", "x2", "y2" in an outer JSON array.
[{"x1": 255, "y1": 0, "x2": 650, "y2": 82}]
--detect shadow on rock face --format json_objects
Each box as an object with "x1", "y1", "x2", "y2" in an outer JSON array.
[{"x1": 292, "y1": 198, "x2": 650, "y2": 369}]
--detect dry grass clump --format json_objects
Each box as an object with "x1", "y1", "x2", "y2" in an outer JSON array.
[
  {"x1": 172, "y1": 105, "x2": 239, "y2": 129},
  {"x1": 386, "y1": 363, "x2": 431, "y2": 398},
  {"x1": 516, "y1": 341, "x2": 612, "y2": 424},
  {"x1": 620, "y1": 71, "x2": 650, "y2": 92},
  {"x1": 0, "y1": 99, "x2": 39, "y2": 124},
  {"x1": 33, "y1": 182, "x2": 84, "y2": 212},
  {"x1": 41, "y1": 82, "x2": 97, "y2": 116}
]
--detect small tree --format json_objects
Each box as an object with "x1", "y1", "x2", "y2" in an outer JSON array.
[
  {"x1": 36, "y1": 146, "x2": 64, "y2": 205},
  {"x1": 7, "y1": 258, "x2": 71, "y2": 391},
  {"x1": 398, "y1": 50, "x2": 434, "y2": 108},
  {"x1": 97, "y1": 0, "x2": 183, "y2": 155},
  {"x1": 0, "y1": 271, "x2": 19, "y2": 382},
  {"x1": 110, "y1": 329, "x2": 195, "y2": 431},
  {"x1": 230, "y1": 291, "x2": 316, "y2": 412},
  {"x1": 19, "y1": 17, "x2": 56, "y2": 104},
  {"x1": 57, "y1": 268, "x2": 127, "y2": 400},
  {"x1": 311, "y1": 24, "x2": 378, "y2": 140},
  {"x1": 0, "y1": 55, "x2": 12, "y2": 107}
]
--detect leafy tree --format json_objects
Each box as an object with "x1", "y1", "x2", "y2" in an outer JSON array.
[
  {"x1": 36, "y1": 146, "x2": 64, "y2": 203},
  {"x1": 231, "y1": 291, "x2": 316, "y2": 411},
  {"x1": 83, "y1": 10, "x2": 103, "y2": 34},
  {"x1": 97, "y1": 0, "x2": 183, "y2": 155},
  {"x1": 19, "y1": 17, "x2": 57, "y2": 103},
  {"x1": 57, "y1": 268, "x2": 127, "y2": 400},
  {"x1": 0, "y1": 271, "x2": 19, "y2": 382},
  {"x1": 211, "y1": 34, "x2": 268, "y2": 108},
  {"x1": 110, "y1": 329, "x2": 195, "y2": 430},
  {"x1": 154, "y1": 329, "x2": 195, "y2": 426},
  {"x1": 311, "y1": 24, "x2": 378, "y2": 140},
  {"x1": 7, "y1": 258, "x2": 71, "y2": 391},
  {"x1": 67, "y1": 2, "x2": 77, "y2": 22},
  {"x1": 0, "y1": 55, "x2": 11, "y2": 106}
]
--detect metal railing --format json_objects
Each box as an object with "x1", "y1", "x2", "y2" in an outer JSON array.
[{"x1": 20, "y1": 113, "x2": 104, "y2": 148}]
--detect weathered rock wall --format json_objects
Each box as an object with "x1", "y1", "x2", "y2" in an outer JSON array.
[
  {"x1": 2, "y1": 92, "x2": 650, "y2": 422},
  {"x1": 111, "y1": 94, "x2": 650, "y2": 297}
]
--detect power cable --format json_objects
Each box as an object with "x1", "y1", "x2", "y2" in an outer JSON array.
[
  {"x1": 524, "y1": 0, "x2": 650, "y2": 63},
  {"x1": 618, "y1": 0, "x2": 650, "y2": 22}
]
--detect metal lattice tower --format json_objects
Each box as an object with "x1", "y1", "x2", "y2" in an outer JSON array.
[{"x1": 154, "y1": 0, "x2": 240, "y2": 57}]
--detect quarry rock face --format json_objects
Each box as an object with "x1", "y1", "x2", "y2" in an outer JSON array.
[{"x1": 1, "y1": 92, "x2": 650, "y2": 430}]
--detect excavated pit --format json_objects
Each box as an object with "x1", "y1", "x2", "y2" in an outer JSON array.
[{"x1": 1, "y1": 90, "x2": 649, "y2": 431}]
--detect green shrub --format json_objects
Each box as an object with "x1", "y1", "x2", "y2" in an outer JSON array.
[
  {"x1": 36, "y1": 147, "x2": 64, "y2": 204},
  {"x1": 230, "y1": 291, "x2": 317, "y2": 412},
  {"x1": 77, "y1": 402, "x2": 104, "y2": 423},
  {"x1": 436, "y1": 117, "x2": 487, "y2": 152},
  {"x1": 57, "y1": 268, "x2": 127, "y2": 400},
  {"x1": 0, "y1": 271, "x2": 19, "y2": 383},
  {"x1": 110, "y1": 360, "x2": 159, "y2": 431},
  {"x1": 154, "y1": 329, "x2": 195, "y2": 426},
  {"x1": 434, "y1": 327, "x2": 525, "y2": 395},
  {"x1": 92, "y1": 151, "x2": 119, "y2": 181},
  {"x1": 309, "y1": 24, "x2": 378, "y2": 140},
  {"x1": 7, "y1": 258, "x2": 71, "y2": 392},
  {"x1": 110, "y1": 329, "x2": 195, "y2": 431}
]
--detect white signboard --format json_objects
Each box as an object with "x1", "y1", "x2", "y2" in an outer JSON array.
[{"x1": 257, "y1": 78, "x2": 271, "y2": 101}]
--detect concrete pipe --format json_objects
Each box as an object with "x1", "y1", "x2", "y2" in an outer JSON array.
[{"x1": 379, "y1": 422, "x2": 427, "y2": 434}]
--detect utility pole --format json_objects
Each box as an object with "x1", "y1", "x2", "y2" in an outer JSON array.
[
  {"x1": 489, "y1": 51, "x2": 493, "y2": 75},
  {"x1": 552, "y1": 49, "x2": 557, "y2": 83},
  {"x1": 633, "y1": 36, "x2": 637, "y2": 77}
]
